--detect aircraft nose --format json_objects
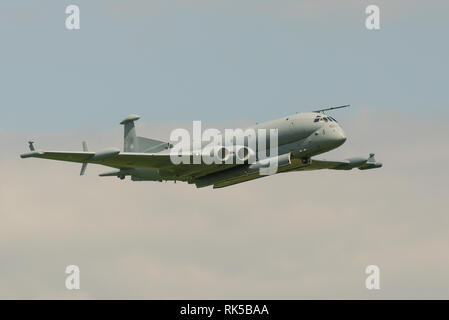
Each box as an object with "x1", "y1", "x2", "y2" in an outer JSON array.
[
  {"x1": 339, "y1": 129, "x2": 347, "y2": 142},
  {"x1": 332, "y1": 127, "x2": 347, "y2": 145}
]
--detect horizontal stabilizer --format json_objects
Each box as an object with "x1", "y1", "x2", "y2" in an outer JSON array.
[{"x1": 136, "y1": 136, "x2": 172, "y2": 153}]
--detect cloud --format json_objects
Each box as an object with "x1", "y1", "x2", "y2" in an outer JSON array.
[{"x1": 0, "y1": 107, "x2": 448, "y2": 298}]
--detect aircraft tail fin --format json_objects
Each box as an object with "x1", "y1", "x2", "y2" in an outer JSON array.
[
  {"x1": 120, "y1": 114, "x2": 172, "y2": 153},
  {"x1": 120, "y1": 114, "x2": 141, "y2": 152}
]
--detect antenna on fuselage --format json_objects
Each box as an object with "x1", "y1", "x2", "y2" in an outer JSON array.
[{"x1": 313, "y1": 104, "x2": 350, "y2": 113}]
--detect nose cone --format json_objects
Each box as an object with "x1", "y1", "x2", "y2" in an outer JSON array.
[
  {"x1": 332, "y1": 126, "x2": 347, "y2": 146},
  {"x1": 339, "y1": 128, "x2": 347, "y2": 143}
]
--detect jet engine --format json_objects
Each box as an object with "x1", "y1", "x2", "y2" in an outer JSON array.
[{"x1": 203, "y1": 145, "x2": 255, "y2": 164}]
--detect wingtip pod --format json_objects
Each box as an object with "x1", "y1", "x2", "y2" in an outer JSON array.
[
  {"x1": 359, "y1": 162, "x2": 382, "y2": 170},
  {"x1": 20, "y1": 151, "x2": 43, "y2": 159},
  {"x1": 20, "y1": 141, "x2": 40, "y2": 158},
  {"x1": 358, "y1": 153, "x2": 382, "y2": 170}
]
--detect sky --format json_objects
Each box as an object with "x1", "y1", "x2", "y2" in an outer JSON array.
[{"x1": 0, "y1": 0, "x2": 449, "y2": 299}]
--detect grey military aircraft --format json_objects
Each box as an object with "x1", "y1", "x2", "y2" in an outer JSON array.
[{"x1": 20, "y1": 105, "x2": 382, "y2": 188}]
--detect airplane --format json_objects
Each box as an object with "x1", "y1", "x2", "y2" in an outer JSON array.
[{"x1": 20, "y1": 105, "x2": 382, "y2": 188}]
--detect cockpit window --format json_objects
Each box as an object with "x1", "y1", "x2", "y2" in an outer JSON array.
[{"x1": 314, "y1": 115, "x2": 338, "y2": 123}]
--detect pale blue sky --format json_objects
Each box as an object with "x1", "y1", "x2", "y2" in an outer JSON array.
[{"x1": 1, "y1": 1, "x2": 448, "y2": 133}]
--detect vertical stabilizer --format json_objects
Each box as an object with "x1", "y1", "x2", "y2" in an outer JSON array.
[
  {"x1": 120, "y1": 114, "x2": 141, "y2": 152},
  {"x1": 119, "y1": 114, "x2": 170, "y2": 153}
]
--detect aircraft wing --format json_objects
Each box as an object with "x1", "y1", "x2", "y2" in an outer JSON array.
[
  {"x1": 20, "y1": 149, "x2": 237, "y2": 180},
  {"x1": 20, "y1": 145, "x2": 381, "y2": 186},
  {"x1": 21, "y1": 150, "x2": 96, "y2": 163},
  {"x1": 214, "y1": 153, "x2": 382, "y2": 188}
]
